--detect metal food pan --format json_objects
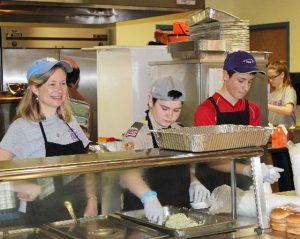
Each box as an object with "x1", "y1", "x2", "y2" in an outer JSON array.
[
  {"x1": 154, "y1": 125, "x2": 272, "y2": 152},
  {"x1": 118, "y1": 206, "x2": 234, "y2": 237},
  {"x1": 47, "y1": 215, "x2": 167, "y2": 239},
  {"x1": 187, "y1": 7, "x2": 239, "y2": 26},
  {"x1": 0, "y1": 227, "x2": 65, "y2": 239}
]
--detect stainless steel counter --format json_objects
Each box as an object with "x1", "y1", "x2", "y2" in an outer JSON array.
[
  {"x1": 0, "y1": 147, "x2": 264, "y2": 181},
  {"x1": 0, "y1": 91, "x2": 22, "y2": 104},
  {"x1": 0, "y1": 147, "x2": 271, "y2": 238}
]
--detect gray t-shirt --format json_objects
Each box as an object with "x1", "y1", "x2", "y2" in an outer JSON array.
[
  {"x1": 268, "y1": 85, "x2": 297, "y2": 126},
  {"x1": 0, "y1": 115, "x2": 90, "y2": 160}
]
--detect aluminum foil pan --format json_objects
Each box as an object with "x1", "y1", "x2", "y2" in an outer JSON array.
[
  {"x1": 118, "y1": 206, "x2": 233, "y2": 237},
  {"x1": 153, "y1": 125, "x2": 272, "y2": 152},
  {"x1": 187, "y1": 7, "x2": 239, "y2": 26}
]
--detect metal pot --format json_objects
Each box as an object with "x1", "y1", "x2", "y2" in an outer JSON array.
[{"x1": 7, "y1": 83, "x2": 28, "y2": 96}]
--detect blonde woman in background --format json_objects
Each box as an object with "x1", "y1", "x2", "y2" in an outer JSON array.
[
  {"x1": 268, "y1": 60, "x2": 297, "y2": 126},
  {"x1": 268, "y1": 60, "x2": 297, "y2": 192}
]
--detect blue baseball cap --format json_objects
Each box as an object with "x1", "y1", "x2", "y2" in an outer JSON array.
[
  {"x1": 223, "y1": 51, "x2": 265, "y2": 74},
  {"x1": 26, "y1": 57, "x2": 73, "y2": 81}
]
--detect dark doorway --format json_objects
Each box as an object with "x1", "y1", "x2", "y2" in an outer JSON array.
[{"x1": 250, "y1": 22, "x2": 289, "y2": 66}]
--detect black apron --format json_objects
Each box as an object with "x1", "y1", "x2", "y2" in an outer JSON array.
[
  {"x1": 123, "y1": 111, "x2": 191, "y2": 211},
  {"x1": 27, "y1": 120, "x2": 86, "y2": 225},
  {"x1": 196, "y1": 97, "x2": 252, "y2": 191}
]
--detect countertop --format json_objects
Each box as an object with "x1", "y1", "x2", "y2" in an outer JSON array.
[{"x1": 0, "y1": 91, "x2": 22, "y2": 103}]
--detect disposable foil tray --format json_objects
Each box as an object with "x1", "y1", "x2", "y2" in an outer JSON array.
[
  {"x1": 154, "y1": 125, "x2": 272, "y2": 152},
  {"x1": 118, "y1": 206, "x2": 234, "y2": 237}
]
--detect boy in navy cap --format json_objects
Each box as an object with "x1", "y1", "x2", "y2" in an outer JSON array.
[
  {"x1": 195, "y1": 50, "x2": 264, "y2": 126},
  {"x1": 194, "y1": 51, "x2": 283, "y2": 191}
]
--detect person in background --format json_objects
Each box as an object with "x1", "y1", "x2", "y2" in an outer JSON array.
[
  {"x1": 268, "y1": 60, "x2": 297, "y2": 191},
  {"x1": 64, "y1": 57, "x2": 92, "y2": 139},
  {"x1": 121, "y1": 76, "x2": 210, "y2": 225},
  {"x1": 268, "y1": 60, "x2": 297, "y2": 126},
  {"x1": 194, "y1": 51, "x2": 284, "y2": 191},
  {"x1": 0, "y1": 57, "x2": 97, "y2": 225}
]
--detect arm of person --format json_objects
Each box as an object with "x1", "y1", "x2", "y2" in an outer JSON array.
[
  {"x1": 0, "y1": 148, "x2": 14, "y2": 161},
  {"x1": 268, "y1": 103, "x2": 294, "y2": 116},
  {"x1": 208, "y1": 161, "x2": 284, "y2": 184},
  {"x1": 84, "y1": 173, "x2": 98, "y2": 217},
  {"x1": 120, "y1": 169, "x2": 151, "y2": 197},
  {"x1": 12, "y1": 180, "x2": 41, "y2": 201},
  {"x1": 206, "y1": 161, "x2": 247, "y2": 175},
  {"x1": 120, "y1": 169, "x2": 164, "y2": 225}
]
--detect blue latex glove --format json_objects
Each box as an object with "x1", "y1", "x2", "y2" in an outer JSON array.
[
  {"x1": 189, "y1": 180, "x2": 210, "y2": 203},
  {"x1": 144, "y1": 195, "x2": 164, "y2": 225}
]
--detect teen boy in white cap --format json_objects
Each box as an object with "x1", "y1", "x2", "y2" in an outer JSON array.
[
  {"x1": 194, "y1": 51, "x2": 284, "y2": 191},
  {"x1": 121, "y1": 76, "x2": 210, "y2": 225}
]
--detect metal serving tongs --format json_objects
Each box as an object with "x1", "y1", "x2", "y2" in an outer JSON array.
[{"x1": 64, "y1": 201, "x2": 77, "y2": 224}]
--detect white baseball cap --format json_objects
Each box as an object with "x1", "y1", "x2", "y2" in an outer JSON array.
[{"x1": 150, "y1": 76, "x2": 185, "y2": 101}]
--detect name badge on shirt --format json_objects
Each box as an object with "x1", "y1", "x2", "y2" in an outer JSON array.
[{"x1": 68, "y1": 128, "x2": 78, "y2": 141}]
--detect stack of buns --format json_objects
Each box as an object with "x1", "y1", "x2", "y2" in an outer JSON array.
[
  {"x1": 270, "y1": 205, "x2": 300, "y2": 235},
  {"x1": 286, "y1": 213, "x2": 300, "y2": 235}
]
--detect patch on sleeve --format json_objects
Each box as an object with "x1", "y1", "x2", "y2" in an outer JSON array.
[{"x1": 125, "y1": 122, "x2": 144, "y2": 137}]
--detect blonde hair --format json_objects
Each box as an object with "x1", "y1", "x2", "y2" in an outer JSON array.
[
  {"x1": 16, "y1": 65, "x2": 72, "y2": 122},
  {"x1": 267, "y1": 60, "x2": 291, "y2": 88}
]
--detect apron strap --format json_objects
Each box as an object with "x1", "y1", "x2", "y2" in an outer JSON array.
[
  {"x1": 39, "y1": 122, "x2": 48, "y2": 143},
  {"x1": 65, "y1": 122, "x2": 81, "y2": 141},
  {"x1": 145, "y1": 110, "x2": 159, "y2": 148}
]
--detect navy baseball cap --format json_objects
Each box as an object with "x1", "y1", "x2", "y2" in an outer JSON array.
[
  {"x1": 150, "y1": 76, "x2": 185, "y2": 101},
  {"x1": 27, "y1": 57, "x2": 73, "y2": 81},
  {"x1": 223, "y1": 51, "x2": 265, "y2": 74}
]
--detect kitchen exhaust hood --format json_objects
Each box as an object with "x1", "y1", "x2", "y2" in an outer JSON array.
[{"x1": 0, "y1": 0, "x2": 204, "y2": 25}]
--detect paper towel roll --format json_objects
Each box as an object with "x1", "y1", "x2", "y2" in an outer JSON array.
[{"x1": 287, "y1": 141, "x2": 300, "y2": 196}]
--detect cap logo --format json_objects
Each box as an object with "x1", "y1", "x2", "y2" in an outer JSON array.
[
  {"x1": 46, "y1": 57, "x2": 57, "y2": 62},
  {"x1": 243, "y1": 58, "x2": 255, "y2": 64}
]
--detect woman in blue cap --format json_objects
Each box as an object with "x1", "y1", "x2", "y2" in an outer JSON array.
[{"x1": 0, "y1": 57, "x2": 97, "y2": 225}]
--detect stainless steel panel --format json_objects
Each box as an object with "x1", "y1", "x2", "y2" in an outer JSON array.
[
  {"x1": 2, "y1": 49, "x2": 59, "y2": 91},
  {"x1": 0, "y1": 0, "x2": 204, "y2": 24},
  {"x1": 149, "y1": 52, "x2": 268, "y2": 127},
  {"x1": 61, "y1": 49, "x2": 98, "y2": 142},
  {"x1": 2, "y1": 27, "x2": 110, "y2": 48},
  {"x1": 2, "y1": 48, "x2": 98, "y2": 142},
  {"x1": 0, "y1": 102, "x2": 19, "y2": 140},
  {"x1": 150, "y1": 61, "x2": 201, "y2": 127}
]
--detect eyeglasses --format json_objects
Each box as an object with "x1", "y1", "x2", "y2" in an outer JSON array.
[{"x1": 268, "y1": 73, "x2": 281, "y2": 80}]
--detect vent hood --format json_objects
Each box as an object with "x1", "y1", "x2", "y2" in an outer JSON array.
[{"x1": 0, "y1": 0, "x2": 204, "y2": 25}]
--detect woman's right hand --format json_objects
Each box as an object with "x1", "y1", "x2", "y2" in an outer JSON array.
[{"x1": 13, "y1": 180, "x2": 41, "y2": 201}]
